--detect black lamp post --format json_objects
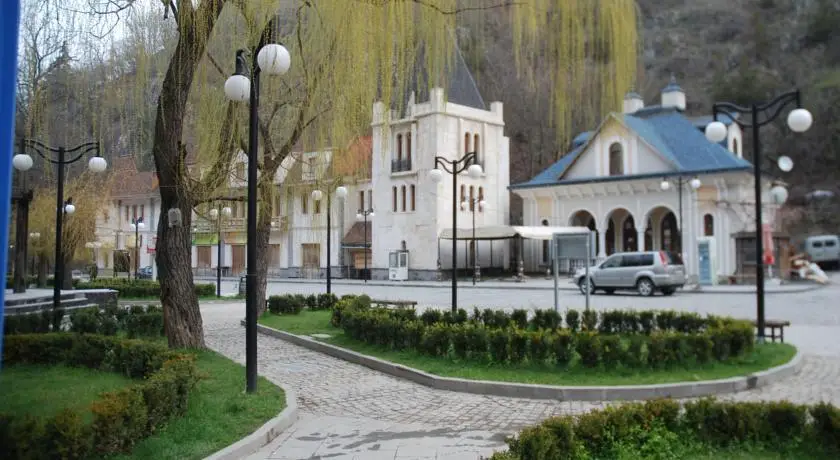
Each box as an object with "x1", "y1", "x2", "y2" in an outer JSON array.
[
  {"x1": 11, "y1": 138, "x2": 34, "y2": 294},
  {"x1": 659, "y1": 176, "x2": 702, "y2": 257},
  {"x1": 14, "y1": 139, "x2": 107, "y2": 310},
  {"x1": 130, "y1": 217, "x2": 145, "y2": 281},
  {"x1": 209, "y1": 204, "x2": 232, "y2": 298},
  {"x1": 224, "y1": 30, "x2": 291, "y2": 393},
  {"x1": 461, "y1": 197, "x2": 486, "y2": 285},
  {"x1": 430, "y1": 152, "x2": 484, "y2": 312},
  {"x1": 705, "y1": 90, "x2": 811, "y2": 342},
  {"x1": 356, "y1": 208, "x2": 374, "y2": 282},
  {"x1": 313, "y1": 186, "x2": 348, "y2": 294}
]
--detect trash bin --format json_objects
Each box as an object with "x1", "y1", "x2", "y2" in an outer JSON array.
[{"x1": 238, "y1": 276, "x2": 247, "y2": 296}]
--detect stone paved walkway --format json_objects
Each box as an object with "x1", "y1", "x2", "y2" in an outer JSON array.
[{"x1": 201, "y1": 276, "x2": 840, "y2": 459}]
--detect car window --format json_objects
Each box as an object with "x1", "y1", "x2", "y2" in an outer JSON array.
[
  {"x1": 826, "y1": 240, "x2": 837, "y2": 247},
  {"x1": 601, "y1": 256, "x2": 622, "y2": 268},
  {"x1": 620, "y1": 255, "x2": 638, "y2": 267},
  {"x1": 663, "y1": 251, "x2": 683, "y2": 265},
  {"x1": 813, "y1": 241, "x2": 824, "y2": 248},
  {"x1": 639, "y1": 254, "x2": 654, "y2": 266}
]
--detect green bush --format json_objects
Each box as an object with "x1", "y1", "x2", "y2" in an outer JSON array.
[
  {"x1": 810, "y1": 402, "x2": 840, "y2": 450},
  {"x1": 267, "y1": 295, "x2": 304, "y2": 315},
  {"x1": 531, "y1": 309, "x2": 561, "y2": 330},
  {"x1": 575, "y1": 332, "x2": 601, "y2": 368},
  {"x1": 529, "y1": 330, "x2": 551, "y2": 364},
  {"x1": 600, "y1": 335, "x2": 625, "y2": 368},
  {"x1": 489, "y1": 328, "x2": 510, "y2": 363},
  {"x1": 316, "y1": 293, "x2": 338, "y2": 310},
  {"x1": 420, "y1": 309, "x2": 442, "y2": 326},
  {"x1": 511, "y1": 309, "x2": 528, "y2": 329},
  {"x1": 552, "y1": 331, "x2": 574, "y2": 367},
  {"x1": 509, "y1": 329, "x2": 529, "y2": 363},
  {"x1": 639, "y1": 311, "x2": 655, "y2": 334},
  {"x1": 0, "y1": 334, "x2": 199, "y2": 458},
  {"x1": 565, "y1": 309, "x2": 580, "y2": 332},
  {"x1": 581, "y1": 309, "x2": 598, "y2": 331},
  {"x1": 76, "y1": 279, "x2": 214, "y2": 298}
]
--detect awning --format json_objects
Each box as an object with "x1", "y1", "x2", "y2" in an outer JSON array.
[
  {"x1": 192, "y1": 233, "x2": 219, "y2": 245},
  {"x1": 439, "y1": 225, "x2": 591, "y2": 241},
  {"x1": 342, "y1": 221, "x2": 372, "y2": 248}
]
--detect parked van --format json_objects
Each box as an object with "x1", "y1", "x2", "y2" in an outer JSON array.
[{"x1": 803, "y1": 235, "x2": 840, "y2": 269}]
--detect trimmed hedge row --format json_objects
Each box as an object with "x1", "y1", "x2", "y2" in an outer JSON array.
[
  {"x1": 3, "y1": 305, "x2": 164, "y2": 339},
  {"x1": 414, "y1": 306, "x2": 729, "y2": 336},
  {"x1": 5, "y1": 275, "x2": 82, "y2": 288},
  {"x1": 76, "y1": 279, "x2": 215, "y2": 298},
  {"x1": 492, "y1": 398, "x2": 840, "y2": 459},
  {"x1": 334, "y1": 303, "x2": 755, "y2": 369},
  {"x1": 267, "y1": 293, "x2": 338, "y2": 315},
  {"x1": 0, "y1": 333, "x2": 200, "y2": 459}
]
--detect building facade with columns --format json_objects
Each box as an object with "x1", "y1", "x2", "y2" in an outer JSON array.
[{"x1": 511, "y1": 78, "x2": 784, "y2": 284}]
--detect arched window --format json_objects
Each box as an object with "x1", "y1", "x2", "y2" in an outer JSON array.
[
  {"x1": 474, "y1": 134, "x2": 480, "y2": 162},
  {"x1": 464, "y1": 133, "x2": 471, "y2": 154},
  {"x1": 608, "y1": 143, "x2": 624, "y2": 176},
  {"x1": 401, "y1": 185, "x2": 407, "y2": 211},
  {"x1": 392, "y1": 186, "x2": 397, "y2": 212},
  {"x1": 733, "y1": 138, "x2": 740, "y2": 156},
  {"x1": 460, "y1": 184, "x2": 466, "y2": 207},
  {"x1": 410, "y1": 184, "x2": 416, "y2": 211},
  {"x1": 704, "y1": 214, "x2": 714, "y2": 236},
  {"x1": 478, "y1": 186, "x2": 484, "y2": 212},
  {"x1": 406, "y1": 132, "x2": 412, "y2": 165},
  {"x1": 396, "y1": 134, "x2": 403, "y2": 161},
  {"x1": 469, "y1": 186, "x2": 475, "y2": 211},
  {"x1": 542, "y1": 219, "x2": 550, "y2": 263}
]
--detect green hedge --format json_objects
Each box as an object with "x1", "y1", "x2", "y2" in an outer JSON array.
[
  {"x1": 76, "y1": 279, "x2": 215, "y2": 298},
  {"x1": 333, "y1": 302, "x2": 755, "y2": 369},
  {"x1": 5, "y1": 275, "x2": 81, "y2": 288},
  {"x1": 492, "y1": 398, "x2": 840, "y2": 459},
  {"x1": 0, "y1": 333, "x2": 200, "y2": 459},
  {"x1": 267, "y1": 293, "x2": 338, "y2": 315},
  {"x1": 3, "y1": 305, "x2": 165, "y2": 339}
]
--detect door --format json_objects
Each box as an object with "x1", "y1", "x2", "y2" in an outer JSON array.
[
  {"x1": 302, "y1": 243, "x2": 321, "y2": 278},
  {"x1": 197, "y1": 246, "x2": 212, "y2": 268},
  {"x1": 231, "y1": 245, "x2": 246, "y2": 274},
  {"x1": 617, "y1": 253, "x2": 641, "y2": 287},
  {"x1": 594, "y1": 255, "x2": 622, "y2": 287},
  {"x1": 698, "y1": 241, "x2": 712, "y2": 285}
]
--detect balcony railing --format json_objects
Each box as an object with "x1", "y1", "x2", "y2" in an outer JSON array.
[{"x1": 391, "y1": 158, "x2": 412, "y2": 173}]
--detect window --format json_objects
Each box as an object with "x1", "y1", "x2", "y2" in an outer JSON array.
[
  {"x1": 469, "y1": 186, "x2": 475, "y2": 211},
  {"x1": 124, "y1": 206, "x2": 129, "y2": 223},
  {"x1": 601, "y1": 255, "x2": 623, "y2": 269},
  {"x1": 274, "y1": 194, "x2": 281, "y2": 216},
  {"x1": 396, "y1": 134, "x2": 403, "y2": 161},
  {"x1": 359, "y1": 191, "x2": 364, "y2": 211},
  {"x1": 236, "y1": 162, "x2": 246, "y2": 179},
  {"x1": 474, "y1": 134, "x2": 480, "y2": 162},
  {"x1": 733, "y1": 138, "x2": 739, "y2": 155},
  {"x1": 367, "y1": 190, "x2": 372, "y2": 209},
  {"x1": 301, "y1": 195, "x2": 308, "y2": 214},
  {"x1": 401, "y1": 185, "x2": 406, "y2": 211},
  {"x1": 464, "y1": 133, "x2": 471, "y2": 154},
  {"x1": 410, "y1": 185, "x2": 416, "y2": 211},
  {"x1": 460, "y1": 184, "x2": 466, "y2": 206},
  {"x1": 406, "y1": 133, "x2": 412, "y2": 164},
  {"x1": 542, "y1": 219, "x2": 549, "y2": 263},
  {"x1": 314, "y1": 196, "x2": 321, "y2": 214},
  {"x1": 140, "y1": 204, "x2": 145, "y2": 219},
  {"x1": 132, "y1": 205, "x2": 137, "y2": 220},
  {"x1": 826, "y1": 240, "x2": 837, "y2": 247},
  {"x1": 392, "y1": 186, "x2": 397, "y2": 212},
  {"x1": 608, "y1": 143, "x2": 624, "y2": 176},
  {"x1": 704, "y1": 214, "x2": 714, "y2": 236}
]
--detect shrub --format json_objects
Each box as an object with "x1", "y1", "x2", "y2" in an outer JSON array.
[
  {"x1": 464, "y1": 325, "x2": 489, "y2": 360},
  {"x1": 494, "y1": 310, "x2": 512, "y2": 329},
  {"x1": 69, "y1": 307, "x2": 101, "y2": 334},
  {"x1": 419, "y1": 323, "x2": 451, "y2": 356},
  {"x1": 531, "y1": 309, "x2": 561, "y2": 330},
  {"x1": 639, "y1": 311, "x2": 655, "y2": 334},
  {"x1": 509, "y1": 329, "x2": 529, "y2": 363},
  {"x1": 316, "y1": 293, "x2": 338, "y2": 310},
  {"x1": 619, "y1": 310, "x2": 640, "y2": 334},
  {"x1": 565, "y1": 309, "x2": 580, "y2": 332},
  {"x1": 625, "y1": 335, "x2": 647, "y2": 368},
  {"x1": 76, "y1": 279, "x2": 214, "y2": 298},
  {"x1": 656, "y1": 311, "x2": 676, "y2": 332},
  {"x1": 489, "y1": 329, "x2": 510, "y2": 363},
  {"x1": 529, "y1": 330, "x2": 551, "y2": 364},
  {"x1": 420, "y1": 309, "x2": 443, "y2": 326},
  {"x1": 267, "y1": 295, "x2": 303, "y2": 315},
  {"x1": 598, "y1": 310, "x2": 619, "y2": 334},
  {"x1": 810, "y1": 402, "x2": 840, "y2": 450},
  {"x1": 305, "y1": 294, "x2": 318, "y2": 308},
  {"x1": 451, "y1": 324, "x2": 470, "y2": 359},
  {"x1": 600, "y1": 335, "x2": 625, "y2": 368},
  {"x1": 125, "y1": 312, "x2": 164, "y2": 338},
  {"x1": 576, "y1": 332, "x2": 602, "y2": 368},
  {"x1": 511, "y1": 309, "x2": 529, "y2": 329},
  {"x1": 581, "y1": 309, "x2": 598, "y2": 331},
  {"x1": 689, "y1": 335, "x2": 714, "y2": 364},
  {"x1": 552, "y1": 331, "x2": 574, "y2": 367},
  {"x1": 91, "y1": 388, "x2": 149, "y2": 454},
  {"x1": 647, "y1": 333, "x2": 670, "y2": 368}
]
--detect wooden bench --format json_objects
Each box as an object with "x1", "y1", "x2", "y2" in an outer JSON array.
[
  {"x1": 752, "y1": 319, "x2": 791, "y2": 343},
  {"x1": 371, "y1": 299, "x2": 418, "y2": 309}
]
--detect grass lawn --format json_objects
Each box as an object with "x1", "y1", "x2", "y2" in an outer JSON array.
[
  {"x1": 260, "y1": 310, "x2": 797, "y2": 386},
  {"x1": 111, "y1": 349, "x2": 285, "y2": 460},
  {"x1": 0, "y1": 365, "x2": 132, "y2": 419}
]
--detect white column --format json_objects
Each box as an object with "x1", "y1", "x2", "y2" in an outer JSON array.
[
  {"x1": 598, "y1": 229, "x2": 607, "y2": 258},
  {"x1": 637, "y1": 228, "x2": 646, "y2": 252}
]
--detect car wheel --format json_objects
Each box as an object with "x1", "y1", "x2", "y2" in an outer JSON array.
[
  {"x1": 661, "y1": 287, "x2": 676, "y2": 296},
  {"x1": 578, "y1": 278, "x2": 596, "y2": 295},
  {"x1": 636, "y1": 277, "x2": 655, "y2": 297}
]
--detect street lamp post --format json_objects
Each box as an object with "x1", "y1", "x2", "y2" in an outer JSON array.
[
  {"x1": 224, "y1": 31, "x2": 291, "y2": 393},
  {"x1": 11, "y1": 138, "x2": 35, "y2": 293},
  {"x1": 130, "y1": 217, "x2": 145, "y2": 281},
  {"x1": 659, "y1": 176, "x2": 702, "y2": 257},
  {"x1": 313, "y1": 186, "x2": 348, "y2": 294},
  {"x1": 460, "y1": 197, "x2": 486, "y2": 285},
  {"x1": 430, "y1": 152, "x2": 484, "y2": 312},
  {"x1": 355, "y1": 208, "x2": 374, "y2": 282},
  {"x1": 209, "y1": 205, "x2": 232, "y2": 298},
  {"x1": 14, "y1": 139, "x2": 107, "y2": 310},
  {"x1": 705, "y1": 90, "x2": 812, "y2": 342}
]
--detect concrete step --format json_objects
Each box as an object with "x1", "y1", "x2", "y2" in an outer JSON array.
[
  {"x1": 5, "y1": 292, "x2": 84, "y2": 308},
  {"x1": 4, "y1": 297, "x2": 97, "y2": 316}
]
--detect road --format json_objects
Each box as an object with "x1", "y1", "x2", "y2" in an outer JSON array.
[{"x1": 201, "y1": 274, "x2": 840, "y2": 459}]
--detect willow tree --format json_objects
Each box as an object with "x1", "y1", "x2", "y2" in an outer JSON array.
[{"x1": 85, "y1": 0, "x2": 637, "y2": 348}]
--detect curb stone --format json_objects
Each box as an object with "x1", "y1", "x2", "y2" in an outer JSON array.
[
  {"x1": 250, "y1": 321, "x2": 803, "y2": 401},
  {"x1": 203, "y1": 387, "x2": 299, "y2": 460}
]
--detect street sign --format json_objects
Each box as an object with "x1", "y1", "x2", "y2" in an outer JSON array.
[{"x1": 551, "y1": 230, "x2": 596, "y2": 312}]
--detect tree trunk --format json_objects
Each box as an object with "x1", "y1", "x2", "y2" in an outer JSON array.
[
  {"x1": 151, "y1": 1, "x2": 225, "y2": 349},
  {"x1": 254, "y1": 178, "x2": 274, "y2": 316}
]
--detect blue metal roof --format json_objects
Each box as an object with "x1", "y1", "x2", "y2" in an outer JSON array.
[
  {"x1": 510, "y1": 106, "x2": 751, "y2": 190},
  {"x1": 571, "y1": 131, "x2": 592, "y2": 147}
]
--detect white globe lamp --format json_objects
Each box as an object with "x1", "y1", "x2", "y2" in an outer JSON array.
[
  {"x1": 209, "y1": 208, "x2": 219, "y2": 220},
  {"x1": 689, "y1": 177, "x2": 702, "y2": 190},
  {"x1": 64, "y1": 203, "x2": 76, "y2": 215},
  {"x1": 770, "y1": 185, "x2": 789, "y2": 205},
  {"x1": 429, "y1": 168, "x2": 443, "y2": 183},
  {"x1": 787, "y1": 108, "x2": 813, "y2": 133},
  {"x1": 13, "y1": 154, "x2": 33, "y2": 171},
  {"x1": 467, "y1": 163, "x2": 483, "y2": 179},
  {"x1": 311, "y1": 189, "x2": 323, "y2": 201},
  {"x1": 222, "y1": 206, "x2": 233, "y2": 218},
  {"x1": 224, "y1": 74, "x2": 250, "y2": 102},
  {"x1": 356, "y1": 212, "x2": 363, "y2": 220},
  {"x1": 705, "y1": 121, "x2": 728, "y2": 143},
  {"x1": 257, "y1": 44, "x2": 291, "y2": 76},
  {"x1": 660, "y1": 180, "x2": 671, "y2": 191},
  {"x1": 479, "y1": 199, "x2": 487, "y2": 210},
  {"x1": 88, "y1": 156, "x2": 107, "y2": 173},
  {"x1": 369, "y1": 211, "x2": 375, "y2": 218},
  {"x1": 335, "y1": 186, "x2": 348, "y2": 199},
  {"x1": 777, "y1": 155, "x2": 794, "y2": 172}
]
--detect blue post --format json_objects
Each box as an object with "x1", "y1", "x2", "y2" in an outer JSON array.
[{"x1": 0, "y1": 0, "x2": 23, "y2": 370}]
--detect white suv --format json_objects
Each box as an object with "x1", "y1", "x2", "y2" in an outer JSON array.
[{"x1": 572, "y1": 251, "x2": 686, "y2": 297}]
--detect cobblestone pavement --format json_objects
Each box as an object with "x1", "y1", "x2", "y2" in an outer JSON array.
[{"x1": 202, "y1": 274, "x2": 840, "y2": 459}]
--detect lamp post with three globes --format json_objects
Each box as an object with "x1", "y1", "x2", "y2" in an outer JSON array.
[{"x1": 312, "y1": 186, "x2": 348, "y2": 293}]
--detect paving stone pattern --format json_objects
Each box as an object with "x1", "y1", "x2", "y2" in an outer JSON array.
[{"x1": 202, "y1": 274, "x2": 840, "y2": 459}]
